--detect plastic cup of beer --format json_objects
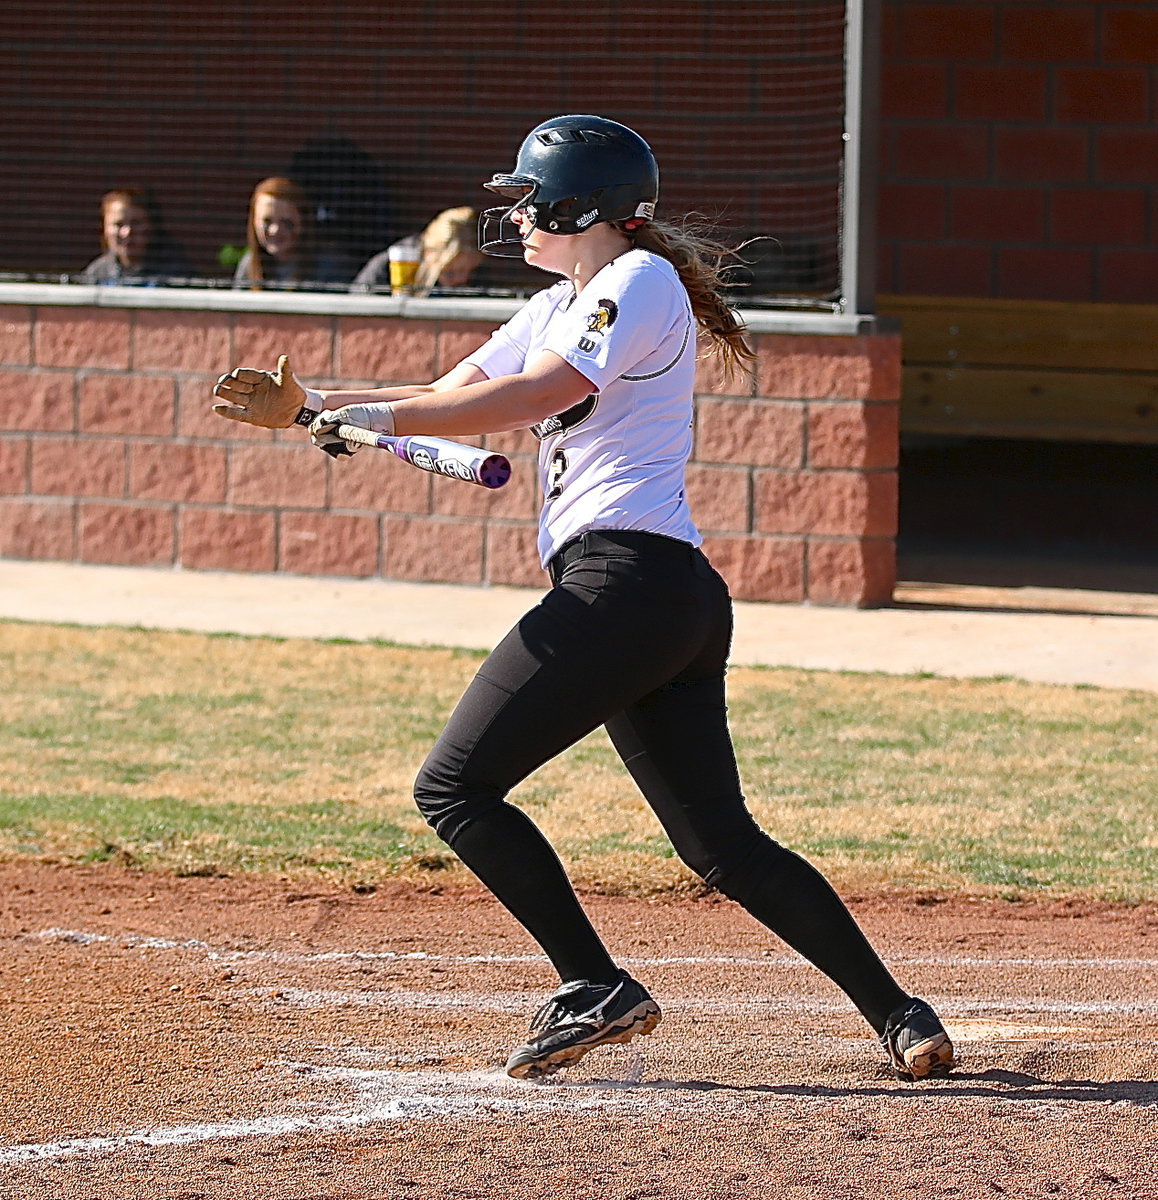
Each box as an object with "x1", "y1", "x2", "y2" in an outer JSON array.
[{"x1": 388, "y1": 242, "x2": 421, "y2": 294}]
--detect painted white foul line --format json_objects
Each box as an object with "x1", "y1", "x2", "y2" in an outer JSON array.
[
  {"x1": 0, "y1": 1062, "x2": 673, "y2": 1168},
  {"x1": 30, "y1": 928, "x2": 1158, "y2": 973}
]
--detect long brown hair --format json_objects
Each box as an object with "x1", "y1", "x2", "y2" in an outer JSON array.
[
  {"x1": 244, "y1": 176, "x2": 316, "y2": 287},
  {"x1": 620, "y1": 218, "x2": 756, "y2": 381}
]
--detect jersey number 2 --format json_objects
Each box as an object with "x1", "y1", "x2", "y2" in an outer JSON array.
[{"x1": 546, "y1": 449, "x2": 568, "y2": 500}]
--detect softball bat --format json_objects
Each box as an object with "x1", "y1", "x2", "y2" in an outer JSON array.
[{"x1": 336, "y1": 424, "x2": 512, "y2": 489}]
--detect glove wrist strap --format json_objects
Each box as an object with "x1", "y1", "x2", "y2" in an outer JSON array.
[{"x1": 293, "y1": 388, "x2": 326, "y2": 427}]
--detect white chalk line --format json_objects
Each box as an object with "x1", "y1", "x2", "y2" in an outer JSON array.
[
  {"x1": 28, "y1": 927, "x2": 1158, "y2": 973},
  {"x1": 7, "y1": 1032, "x2": 1146, "y2": 1174},
  {"x1": 0, "y1": 1061, "x2": 677, "y2": 1169},
  {"x1": 263, "y1": 984, "x2": 1158, "y2": 1020},
  {"x1": 5, "y1": 1022, "x2": 1153, "y2": 1175},
  {"x1": 27, "y1": 927, "x2": 1158, "y2": 1020}
]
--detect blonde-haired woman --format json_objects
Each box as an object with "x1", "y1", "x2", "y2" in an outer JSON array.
[
  {"x1": 350, "y1": 205, "x2": 485, "y2": 295},
  {"x1": 213, "y1": 115, "x2": 954, "y2": 1084}
]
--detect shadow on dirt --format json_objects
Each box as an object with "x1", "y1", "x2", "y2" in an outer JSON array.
[{"x1": 572, "y1": 1069, "x2": 1158, "y2": 1106}]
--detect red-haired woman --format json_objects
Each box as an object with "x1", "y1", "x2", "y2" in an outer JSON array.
[
  {"x1": 80, "y1": 188, "x2": 191, "y2": 285},
  {"x1": 232, "y1": 176, "x2": 356, "y2": 290}
]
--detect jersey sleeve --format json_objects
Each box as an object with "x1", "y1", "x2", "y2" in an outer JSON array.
[
  {"x1": 541, "y1": 260, "x2": 686, "y2": 391},
  {"x1": 461, "y1": 286, "x2": 559, "y2": 380}
]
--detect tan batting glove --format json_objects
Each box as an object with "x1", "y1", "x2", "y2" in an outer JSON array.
[{"x1": 212, "y1": 354, "x2": 316, "y2": 429}]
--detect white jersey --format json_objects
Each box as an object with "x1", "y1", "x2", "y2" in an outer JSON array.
[{"x1": 464, "y1": 248, "x2": 701, "y2": 566}]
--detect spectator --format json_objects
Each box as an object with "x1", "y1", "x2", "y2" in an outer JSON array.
[
  {"x1": 232, "y1": 176, "x2": 358, "y2": 290},
  {"x1": 80, "y1": 188, "x2": 192, "y2": 285},
  {"x1": 351, "y1": 206, "x2": 484, "y2": 295},
  {"x1": 289, "y1": 135, "x2": 391, "y2": 270}
]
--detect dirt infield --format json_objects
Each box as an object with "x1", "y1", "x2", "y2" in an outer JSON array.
[{"x1": 1, "y1": 861, "x2": 1155, "y2": 1200}]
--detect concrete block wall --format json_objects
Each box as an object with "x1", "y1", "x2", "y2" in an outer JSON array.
[{"x1": 0, "y1": 301, "x2": 899, "y2": 606}]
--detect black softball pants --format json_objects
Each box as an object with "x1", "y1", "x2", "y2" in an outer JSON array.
[{"x1": 413, "y1": 530, "x2": 907, "y2": 1033}]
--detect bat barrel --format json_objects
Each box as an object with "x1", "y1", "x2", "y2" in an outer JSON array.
[
  {"x1": 335, "y1": 425, "x2": 511, "y2": 489},
  {"x1": 477, "y1": 453, "x2": 512, "y2": 490},
  {"x1": 394, "y1": 435, "x2": 511, "y2": 489}
]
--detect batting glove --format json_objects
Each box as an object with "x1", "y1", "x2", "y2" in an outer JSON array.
[
  {"x1": 308, "y1": 403, "x2": 396, "y2": 458},
  {"x1": 212, "y1": 354, "x2": 318, "y2": 429}
]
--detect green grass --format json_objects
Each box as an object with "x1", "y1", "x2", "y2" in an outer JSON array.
[{"x1": 1, "y1": 621, "x2": 1155, "y2": 900}]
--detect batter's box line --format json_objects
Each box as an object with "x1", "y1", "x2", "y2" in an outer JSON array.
[
  {"x1": 27, "y1": 927, "x2": 1158, "y2": 973},
  {"x1": 27, "y1": 927, "x2": 1158, "y2": 1024}
]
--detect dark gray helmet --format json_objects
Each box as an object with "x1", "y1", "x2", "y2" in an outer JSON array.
[{"x1": 480, "y1": 114, "x2": 659, "y2": 256}]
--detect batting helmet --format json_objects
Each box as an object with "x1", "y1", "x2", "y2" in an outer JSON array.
[{"x1": 480, "y1": 114, "x2": 659, "y2": 256}]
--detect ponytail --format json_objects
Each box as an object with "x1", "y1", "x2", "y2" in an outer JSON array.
[{"x1": 622, "y1": 218, "x2": 756, "y2": 381}]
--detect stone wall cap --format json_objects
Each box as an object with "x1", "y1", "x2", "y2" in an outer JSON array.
[{"x1": 0, "y1": 282, "x2": 884, "y2": 336}]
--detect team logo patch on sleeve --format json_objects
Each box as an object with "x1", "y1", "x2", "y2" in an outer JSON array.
[
  {"x1": 585, "y1": 299, "x2": 618, "y2": 333},
  {"x1": 577, "y1": 299, "x2": 619, "y2": 352}
]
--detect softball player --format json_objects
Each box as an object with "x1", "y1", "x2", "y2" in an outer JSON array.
[{"x1": 213, "y1": 115, "x2": 954, "y2": 1082}]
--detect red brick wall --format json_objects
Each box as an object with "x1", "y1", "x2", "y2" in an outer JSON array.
[
  {"x1": 880, "y1": 1, "x2": 1158, "y2": 302},
  {"x1": 0, "y1": 302, "x2": 899, "y2": 607}
]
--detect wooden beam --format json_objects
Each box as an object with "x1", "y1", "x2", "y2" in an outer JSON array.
[
  {"x1": 880, "y1": 295, "x2": 1158, "y2": 373},
  {"x1": 902, "y1": 365, "x2": 1158, "y2": 444}
]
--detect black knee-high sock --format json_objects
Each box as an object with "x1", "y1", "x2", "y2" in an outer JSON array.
[
  {"x1": 713, "y1": 837, "x2": 908, "y2": 1034},
  {"x1": 448, "y1": 803, "x2": 620, "y2": 986}
]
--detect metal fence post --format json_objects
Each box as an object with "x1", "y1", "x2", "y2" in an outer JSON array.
[{"x1": 841, "y1": 0, "x2": 882, "y2": 317}]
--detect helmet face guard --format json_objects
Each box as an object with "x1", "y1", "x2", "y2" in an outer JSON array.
[
  {"x1": 478, "y1": 178, "x2": 538, "y2": 258},
  {"x1": 480, "y1": 115, "x2": 659, "y2": 258}
]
